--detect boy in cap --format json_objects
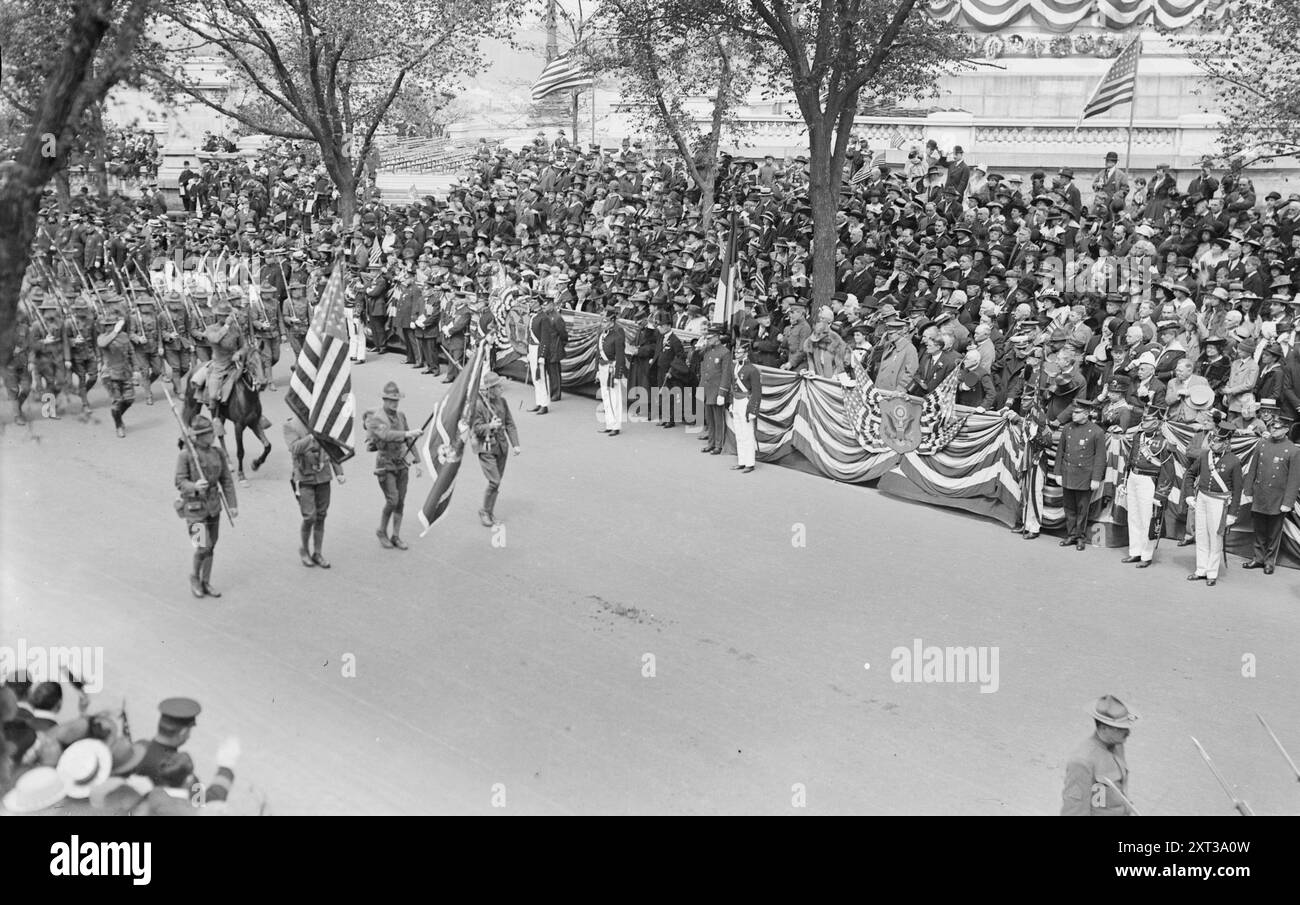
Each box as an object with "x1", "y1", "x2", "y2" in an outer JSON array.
[
  {"x1": 597, "y1": 307, "x2": 628, "y2": 436},
  {"x1": 175, "y1": 414, "x2": 238, "y2": 597},
  {"x1": 470, "y1": 371, "x2": 521, "y2": 527}
]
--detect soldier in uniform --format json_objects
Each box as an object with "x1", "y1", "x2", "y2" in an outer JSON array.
[
  {"x1": 131, "y1": 296, "x2": 164, "y2": 406},
  {"x1": 283, "y1": 279, "x2": 312, "y2": 360},
  {"x1": 729, "y1": 340, "x2": 762, "y2": 474},
  {"x1": 1061, "y1": 695, "x2": 1138, "y2": 816},
  {"x1": 440, "y1": 290, "x2": 472, "y2": 383},
  {"x1": 1242, "y1": 401, "x2": 1300, "y2": 574},
  {"x1": 96, "y1": 297, "x2": 137, "y2": 438},
  {"x1": 175, "y1": 414, "x2": 237, "y2": 597},
  {"x1": 526, "y1": 297, "x2": 554, "y2": 411},
  {"x1": 250, "y1": 290, "x2": 281, "y2": 391},
  {"x1": 189, "y1": 289, "x2": 214, "y2": 363},
  {"x1": 596, "y1": 306, "x2": 627, "y2": 436},
  {"x1": 365, "y1": 381, "x2": 422, "y2": 550},
  {"x1": 125, "y1": 697, "x2": 202, "y2": 784},
  {"x1": 159, "y1": 290, "x2": 193, "y2": 398},
  {"x1": 470, "y1": 371, "x2": 521, "y2": 527},
  {"x1": 1118, "y1": 405, "x2": 1171, "y2": 568},
  {"x1": 284, "y1": 411, "x2": 344, "y2": 568},
  {"x1": 699, "y1": 324, "x2": 733, "y2": 454},
  {"x1": 415, "y1": 281, "x2": 442, "y2": 376},
  {"x1": 195, "y1": 294, "x2": 253, "y2": 433},
  {"x1": 65, "y1": 294, "x2": 99, "y2": 413},
  {"x1": 1054, "y1": 397, "x2": 1106, "y2": 550},
  {"x1": 1182, "y1": 422, "x2": 1243, "y2": 587},
  {"x1": 1099, "y1": 375, "x2": 1139, "y2": 433},
  {"x1": 30, "y1": 291, "x2": 70, "y2": 418}
]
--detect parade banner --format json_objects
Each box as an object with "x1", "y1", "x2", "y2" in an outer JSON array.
[{"x1": 925, "y1": 0, "x2": 1228, "y2": 32}]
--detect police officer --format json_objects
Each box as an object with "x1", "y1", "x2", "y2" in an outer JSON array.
[
  {"x1": 470, "y1": 371, "x2": 520, "y2": 527},
  {"x1": 1242, "y1": 400, "x2": 1300, "y2": 574},
  {"x1": 596, "y1": 306, "x2": 627, "y2": 436},
  {"x1": 126, "y1": 697, "x2": 202, "y2": 784},
  {"x1": 1054, "y1": 397, "x2": 1106, "y2": 550},
  {"x1": 1118, "y1": 405, "x2": 1170, "y2": 568},
  {"x1": 175, "y1": 414, "x2": 237, "y2": 597},
  {"x1": 131, "y1": 296, "x2": 164, "y2": 406},
  {"x1": 365, "y1": 381, "x2": 421, "y2": 550},
  {"x1": 1061, "y1": 695, "x2": 1138, "y2": 816},
  {"x1": 1183, "y1": 422, "x2": 1243, "y2": 587},
  {"x1": 96, "y1": 296, "x2": 137, "y2": 438}
]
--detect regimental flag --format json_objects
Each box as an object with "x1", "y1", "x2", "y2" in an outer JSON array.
[
  {"x1": 531, "y1": 52, "x2": 594, "y2": 102},
  {"x1": 711, "y1": 216, "x2": 738, "y2": 325},
  {"x1": 1078, "y1": 34, "x2": 1142, "y2": 125},
  {"x1": 417, "y1": 342, "x2": 489, "y2": 534},
  {"x1": 286, "y1": 263, "x2": 357, "y2": 463}
]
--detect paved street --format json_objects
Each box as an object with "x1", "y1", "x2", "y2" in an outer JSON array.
[{"x1": 3, "y1": 356, "x2": 1297, "y2": 815}]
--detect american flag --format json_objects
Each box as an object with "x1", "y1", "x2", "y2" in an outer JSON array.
[
  {"x1": 844, "y1": 366, "x2": 966, "y2": 455},
  {"x1": 753, "y1": 264, "x2": 766, "y2": 298},
  {"x1": 417, "y1": 342, "x2": 489, "y2": 534},
  {"x1": 286, "y1": 263, "x2": 357, "y2": 463},
  {"x1": 1079, "y1": 35, "x2": 1142, "y2": 125},
  {"x1": 888, "y1": 129, "x2": 906, "y2": 150},
  {"x1": 531, "y1": 52, "x2": 594, "y2": 102}
]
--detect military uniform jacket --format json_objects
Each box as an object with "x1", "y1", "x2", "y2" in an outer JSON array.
[
  {"x1": 161, "y1": 302, "x2": 192, "y2": 349},
  {"x1": 1054, "y1": 420, "x2": 1107, "y2": 491},
  {"x1": 284, "y1": 417, "x2": 336, "y2": 485},
  {"x1": 366, "y1": 408, "x2": 414, "y2": 474},
  {"x1": 1061, "y1": 734, "x2": 1129, "y2": 816},
  {"x1": 1182, "y1": 447, "x2": 1243, "y2": 508},
  {"x1": 732, "y1": 361, "x2": 763, "y2": 419},
  {"x1": 598, "y1": 326, "x2": 627, "y2": 379},
  {"x1": 97, "y1": 327, "x2": 135, "y2": 380},
  {"x1": 175, "y1": 444, "x2": 237, "y2": 520},
  {"x1": 700, "y1": 345, "x2": 734, "y2": 401},
  {"x1": 1245, "y1": 438, "x2": 1300, "y2": 515},
  {"x1": 470, "y1": 394, "x2": 520, "y2": 454}
]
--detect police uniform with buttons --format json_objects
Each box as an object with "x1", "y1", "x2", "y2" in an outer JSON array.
[
  {"x1": 1053, "y1": 399, "x2": 1107, "y2": 546},
  {"x1": 1243, "y1": 403, "x2": 1300, "y2": 571}
]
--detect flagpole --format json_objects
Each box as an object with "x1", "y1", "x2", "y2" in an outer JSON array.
[
  {"x1": 1125, "y1": 49, "x2": 1139, "y2": 172},
  {"x1": 571, "y1": 91, "x2": 579, "y2": 147},
  {"x1": 591, "y1": 85, "x2": 596, "y2": 148}
]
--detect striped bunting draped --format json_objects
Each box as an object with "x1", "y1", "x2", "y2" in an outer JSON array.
[
  {"x1": 925, "y1": 0, "x2": 1225, "y2": 31},
  {"x1": 286, "y1": 263, "x2": 356, "y2": 463},
  {"x1": 843, "y1": 368, "x2": 967, "y2": 455}
]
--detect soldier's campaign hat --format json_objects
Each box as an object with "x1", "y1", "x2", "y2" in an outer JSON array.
[
  {"x1": 480, "y1": 370, "x2": 505, "y2": 390},
  {"x1": 158, "y1": 697, "x2": 201, "y2": 725},
  {"x1": 1088, "y1": 694, "x2": 1138, "y2": 729},
  {"x1": 381, "y1": 381, "x2": 404, "y2": 401},
  {"x1": 211, "y1": 296, "x2": 232, "y2": 315}
]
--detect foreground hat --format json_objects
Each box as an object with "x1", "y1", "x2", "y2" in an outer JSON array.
[
  {"x1": 1, "y1": 766, "x2": 66, "y2": 813},
  {"x1": 480, "y1": 370, "x2": 504, "y2": 390},
  {"x1": 57, "y1": 739, "x2": 113, "y2": 799},
  {"x1": 381, "y1": 381, "x2": 404, "y2": 401},
  {"x1": 1088, "y1": 694, "x2": 1139, "y2": 729},
  {"x1": 189, "y1": 415, "x2": 215, "y2": 437}
]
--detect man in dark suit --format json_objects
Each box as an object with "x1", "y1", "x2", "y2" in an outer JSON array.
[
  {"x1": 365, "y1": 266, "x2": 391, "y2": 353},
  {"x1": 943, "y1": 146, "x2": 970, "y2": 198},
  {"x1": 655, "y1": 313, "x2": 689, "y2": 428},
  {"x1": 910, "y1": 326, "x2": 958, "y2": 396},
  {"x1": 535, "y1": 296, "x2": 568, "y2": 401}
]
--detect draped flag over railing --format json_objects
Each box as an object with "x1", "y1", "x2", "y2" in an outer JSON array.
[
  {"x1": 531, "y1": 52, "x2": 594, "y2": 102},
  {"x1": 417, "y1": 342, "x2": 489, "y2": 534},
  {"x1": 843, "y1": 367, "x2": 967, "y2": 456},
  {"x1": 286, "y1": 263, "x2": 356, "y2": 463}
]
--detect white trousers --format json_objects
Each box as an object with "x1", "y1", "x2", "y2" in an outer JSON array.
[
  {"x1": 527, "y1": 344, "x2": 549, "y2": 407},
  {"x1": 598, "y1": 365, "x2": 624, "y2": 430},
  {"x1": 731, "y1": 397, "x2": 756, "y2": 467},
  {"x1": 1193, "y1": 494, "x2": 1227, "y2": 579},
  {"x1": 347, "y1": 311, "x2": 366, "y2": 362},
  {"x1": 1125, "y1": 474, "x2": 1158, "y2": 561}
]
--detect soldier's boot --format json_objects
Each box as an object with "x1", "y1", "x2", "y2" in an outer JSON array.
[
  {"x1": 377, "y1": 508, "x2": 394, "y2": 548},
  {"x1": 311, "y1": 519, "x2": 330, "y2": 568},
  {"x1": 266, "y1": 364, "x2": 276, "y2": 391},
  {"x1": 200, "y1": 553, "x2": 221, "y2": 597},
  {"x1": 190, "y1": 551, "x2": 205, "y2": 598},
  {"x1": 299, "y1": 520, "x2": 315, "y2": 567},
  {"x1": 111, "y1": 404, "x2": 126, "y2": 438},
  {"x1": 14, "y1": 390, "x2": 29, "y2": 426},
  {"x1": 390, "y1": 513, "x2": 408, "y2": 550}
]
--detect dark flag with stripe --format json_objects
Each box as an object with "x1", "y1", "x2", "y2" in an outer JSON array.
[
  {"x1": 531, "y1": 52, "x2": 594, "y2": 102},
  {"x1": 417, "y1": 342, "x2": 490, "y2": 534},
  {"x1": 286, "y1": 263, "x2": 357, "y2": 463},
  {"x1": 1078, "y1": 34, "x2": 1141, "y2": 125}
]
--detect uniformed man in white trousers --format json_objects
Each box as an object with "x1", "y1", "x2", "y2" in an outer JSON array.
[
  {"x1": 596, "y1": 307, "x2": 626, "y2": 436},
  {"x1": 729, "y1": 341, "x2": 762, "y2": 473}
]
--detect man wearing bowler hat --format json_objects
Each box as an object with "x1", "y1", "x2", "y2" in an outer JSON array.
[{"x1": 1061, "y1": 695, "x2": 1138, "y2": 816}]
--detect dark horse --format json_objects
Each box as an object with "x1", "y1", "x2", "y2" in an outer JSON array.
[{"x1": 183, "y1": 362, "x2": 271, "y2": 485}]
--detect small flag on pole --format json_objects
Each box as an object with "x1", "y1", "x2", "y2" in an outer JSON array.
[
  {"x1": 286, "y1": 263, "x2": 357, "y2": 463},
  {"x1": 531, "y1": 52, "x2": 594, "y2": 102},
  {"x1": 711, "y1": 215, "x2": 738, "y2": 325},
  {"x1": 1078, "y1": 34, "x2": 1142, "y2": 126},
  {"x1": 888, "y1": 128, "x2": 906, "y2": 150},
  {"x1": 417, "y1": 342, "x2": 490, "y2": 534}
]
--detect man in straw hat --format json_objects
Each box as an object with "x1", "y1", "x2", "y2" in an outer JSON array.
[
  {"x1": 470, "y1": 371, "x2": 521, "y2": 528},
  {"x1": 364, "y1": 381, "x2": 422, "y2": 550},
  {"x1": 1061, "y1": 694, "x2": 1138, "y2": 816}
]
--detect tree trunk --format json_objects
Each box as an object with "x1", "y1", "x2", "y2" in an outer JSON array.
[
  {"x1": 90, "y1": 103, "x2": 108, "y2": 197},
  {"x1": 0, "y1": 177, "x2": 44, "y2": 370},
  {"x1": 699, "y1": 166, "x2": 716, "y2": 229},
  {"x1": 54, "y1": 170, "x2": 72, "y2": 210},
  {"x1": 807, "y1": 124, "x2": 838, "y2": 317}
]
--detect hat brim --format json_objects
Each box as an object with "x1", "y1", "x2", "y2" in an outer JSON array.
[{"x1": 1088, "y1": 704, "x2": 1138, "y2": 728}]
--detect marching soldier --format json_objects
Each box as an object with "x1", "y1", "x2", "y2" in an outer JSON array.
[
  {"x1": 470, "y1": 371, "x2": 521, "y2": 527},
  {"x1": 5, "y1": 299, "x2": 34, "y2": 425},
  {"x1": 190, "y1": 289, "x2": 214, "y2": 363},
  {"x1": 196, "y1": 294, "x2": 251, "y2": 432},
  {"x1": 1053, "y1": 397, "x2": 1106, "y2": 551},
  {"x1": 175, "y1": 414, "x2": 237, "y2": 597},
  {"x1": 1118, "y1": 405, "x2": 1171, "y2": 568},
  {"x1": 596, "y1": 306, "x2": 627, "y2": 436},
  {"x1": 1182, "y1": 422, "x2": 1243, "y2": 587},
  {"x1": 284, "y1": 412, "x2": 344, "y2": 568},
  {"x1": 160, "y1": 290, "x2": 193, "y2": 397},
  {"x1": 95, "y1": 296, "x2": 137, "y2": 438},
  {"x1": 1061, "y1": 695, "x2": 1138, "y2": 816},
  {"x1": 1242, "y1": 400, "x2": 1300, "y2": 574},
  {"x1": 283, "y1": 279, "x2": 311, "y2": 360},
  {"x1": 365, "y1": 381, "x2": 421, "y2": 550},
  {"x1": 65, "y1": 294, "x2": 99, "y2": 413},
  {"x1": 31, "y1": 290, "x2": 70, "y2": 417},
  {"x1": 250, "y1": 291, "x2": 281, "y2": 391},
  {"x1": 131, "y1": 296, "x2": 164, "y2": 406}
]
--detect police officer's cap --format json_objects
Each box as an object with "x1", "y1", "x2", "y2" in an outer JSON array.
[{"x1": 158, "y1": 697, "x2": 201, "y2": 725}]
